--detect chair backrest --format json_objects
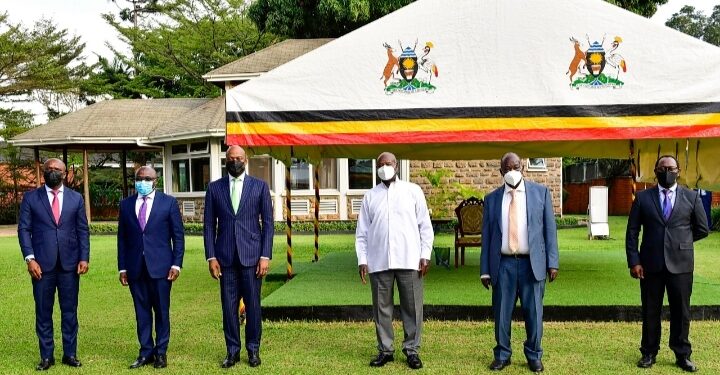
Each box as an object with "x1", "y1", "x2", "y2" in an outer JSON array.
[{"x1": 455, "y1": 196, "x2": 484, "y2": 235}]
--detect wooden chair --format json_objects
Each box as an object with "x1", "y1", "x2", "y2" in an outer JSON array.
[{"x1": 453, "y1": 197, "x2": 484, "y2": 268}]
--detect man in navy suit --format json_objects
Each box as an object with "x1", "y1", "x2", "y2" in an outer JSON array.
[
  {"x1": 627, "y1": 155, "x2": 708, "y2": 372},
  {"x1": 118, "y1": 166, "x2": 185, "y2": 369},
  {"x1": 204, "y1": 145, "x2": 274, "y2": 368},
  {"x1": 18, "y1": 158, "x2": 90, "y2": 371},
  {"x1": 480, "y1": 152, "x2": 559, "y2": 373}
]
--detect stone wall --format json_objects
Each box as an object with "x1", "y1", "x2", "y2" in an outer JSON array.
[{"x1": 409, "y1": 157, "x2": 563, "y2": 215}]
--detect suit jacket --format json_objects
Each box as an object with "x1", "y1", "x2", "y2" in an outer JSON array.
[
  {"x1": 117, "y1": 192, "x2": 185, "y2": 279},
  {"x1": 203, "y1": 175, "x2": 274, "y2": 267},
  {"x1": 18, "y1": 185, "x2": 90, "y2": 272},
  {"x1": 480, "y1": 181, "x2": 559, "y2": 285},
  {"x1": 626, "y1": 185, "x2": 708, "y2": 274}
]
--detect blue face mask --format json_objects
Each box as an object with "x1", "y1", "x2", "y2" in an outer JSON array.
[{"x1": 135, "y1": 180, "x2": 154, "y2": 196}]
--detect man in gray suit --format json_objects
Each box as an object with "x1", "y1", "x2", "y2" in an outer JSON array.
[
  {"x1": 626, "y1": 155, "x2": 708, "y2": 372},
  {"x1": 480, "y1": 152, "x2": 559, "y2": 373}
]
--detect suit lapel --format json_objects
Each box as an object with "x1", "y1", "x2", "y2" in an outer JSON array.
[
  {"x1": 236, "y1": 176, "x2": 252, "y2": 215},
  {"x1": 219, "y1": 176, "x2": 234, "y2": 214},
  {"x1": 493, "y1": 186, "x2": 503, "y2": 235},
  {"x1": 524, "y1": 182, "x2": 534, "y2": 225},
  {"x1": 38, "y1": 187, "x2": 57, "y2": 226},
  {"x1": 650, "y1": 186, "x2": 665, "y2": 221},
  {"x1": 128, "y1": 195, "x2": 142, "y2": 231},
  {"x1": 144, "y1": 192, "x2": 161, "y2": 229},
  {"x1": 668, "y1": 187, "x2": 686, "y2": 222}
]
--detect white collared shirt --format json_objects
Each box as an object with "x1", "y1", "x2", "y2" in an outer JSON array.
[
  {"x1": 229, "y1": 172, "x2": 246, "y2": 203},
  {"x1": 45, "y1": 184, "x2": 64, "y2": 217},
  {"x1": 355, "y1": 178, "x2": 434, "y2": 273},
  {"x1": 135, "y1": 190, "x2": 156, "y2": 220},
  {"x1": 501, "y1": 180, "x2": 529, "y2": 255},
  {"x1": 658, "y1": 183, "x2": 677, "y2": 209}
]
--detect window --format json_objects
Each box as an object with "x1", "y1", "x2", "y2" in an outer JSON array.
[
  {"x1": 170, "y1": 141, "x2": 211, "y2": 193},
  {"x1": 317, "y1": 159, "x2": 338, "y2": 189},
  {"x1": 527, "y1": 158, "x2": 548, "y2": 171},
  {"x1": 288, "y1": 158, "x2": 337, "y2": 190},
  {"x1": 348, "y1": 159, "x2": 374, "y2": 189},
  {"x1": 290, "y1": 159, "x2": 310, "y2": 190}
]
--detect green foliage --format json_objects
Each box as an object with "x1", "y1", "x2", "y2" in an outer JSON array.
[
  {"x1": 555, "y1": 215, "x2": 581, "y2": 228},
  {"x1": 247, "y1": 0, "x2": 414, "y2": 38},
  {"x1": 604, "y1": 0, "x2": 668, "y2": 18},
  {"x1": 0, "y1": 13, "x2": 88, "y2": 98},
  {"x1": 0, "y1": 109, "x2": 35, "y2": 223},
  {"x1": 93, "y1": 0, "x2": 277, "y2": 99},
  {"x1": 417, "y1": 169, "x2": 485, "y2": 219},
  {"x1": 711, "y1": 206, "x2": 720, "y2": 231},
  {"x1": 666, "y1": 5, "x2": 720, "y2": 46}
]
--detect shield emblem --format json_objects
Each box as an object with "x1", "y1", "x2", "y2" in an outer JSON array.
[
  {"x1": 585, "y1": 42, "x2": 606, "y2": 77},
  {"x1": 399, "y1": 47, "x2": 418, "y2": 82}
]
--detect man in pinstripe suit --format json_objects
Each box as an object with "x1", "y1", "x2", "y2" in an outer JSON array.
[{"x1": 204, "y1": 145, "x2": 274, "y2": 368}]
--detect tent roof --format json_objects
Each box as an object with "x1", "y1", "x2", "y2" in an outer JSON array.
[
  {"x1": 11, "y1": 98, "x2": 211, "y2": 148},
  {"x1": 203, "y1": 38, "x2": 334, "y2": 81},
  {"x1": 225, "y1": 0, "x2": 720, "y2": 187}
]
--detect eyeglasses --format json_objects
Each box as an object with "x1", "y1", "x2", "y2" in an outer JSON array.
[
  {"x1": 655, "y1": 167, "x2": 679, "y2": 173},
  {"x1": 135, "y1": 177, "x2": 156, "y2": 182}
]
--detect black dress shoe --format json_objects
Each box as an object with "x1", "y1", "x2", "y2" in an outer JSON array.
[
  {"x1": 676, "y1": 358, "x2": 698, "y2": 372},
  {"x1": 154, "y1": 354, "x2": 167, "y2": 369},
  {"x1": 248, "y1": 351, "x2": 261, "y2": 367},
  {"x1": 528, "y1": 359, "x2": 544, "y2": 372},
  {"x1": 36, "y1": 358, "x2": 55, "y2": 371},
  {"x1": 489, "y1": 359, "x2": 511, "y2": 371},
  {"x1": 369, "y1": 352, "x2": 394, "y2": 367},
  {"x1": 61, "y1": 356, "x2": 82, "y2": 367},
  {"x1": 637, "y1": 354, "x2": 656, "y2": 368},
  {"x1": 129, "y1": 355, "x2": 155, "y2": 369},
  {"x1": 406, "y1": 354, "x2": 423, "y2": 370},
  {"x1": 221, "y1": 353, "x2": 240, "y2": 368}
]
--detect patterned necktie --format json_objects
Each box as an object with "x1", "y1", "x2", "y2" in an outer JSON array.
[
  {"x1": 51, "y1": 190, "x2": 60, "y2": 224},
  {"x1": 662, "y1": 189, "x2": 672, "y2": 221},
  {"x1": 231, "y1": 178, "x2": 240, "y2": 214},
  {"x1": 138, "y1": 196, "x2": 148, "y2": 231},
  {"x1": 508, "y1": 189, "x2": 519, "y2": 253}
]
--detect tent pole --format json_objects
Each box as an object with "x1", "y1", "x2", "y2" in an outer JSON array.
[
  {"x1": 83, "y1": 148, "x2": 91, "y2": 223},
  {"x1": 62, "y1": 147, "x2": 68, "y2": 185},
  {"x1": 34, "y1": 147, "x2": 41, "y2": 187},
  {"x1": 313, "y1": 162, "x2": 320, "y2": 262},
  {"x1": 629, "y1": 140, "x2": 636, "y2": 202},
  {"x1": 285, "y1": 148, "x2": 294, "y2": 280}
]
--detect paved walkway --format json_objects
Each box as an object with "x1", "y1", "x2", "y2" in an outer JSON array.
[{"x1": 0, "y1": 225, "x2": 17, "y2": 237}]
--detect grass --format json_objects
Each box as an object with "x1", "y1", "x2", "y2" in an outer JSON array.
[
  {"x1": 264, "y1": 216, "x2": 720, "y2": 306},
  {"x1": 2, "y1": 216, "x2": 720, "y2": 374}
]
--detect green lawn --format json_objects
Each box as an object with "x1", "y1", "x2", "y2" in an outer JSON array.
[{"x1": 2, "y1": 216, "x2": 720, "y2": 374}]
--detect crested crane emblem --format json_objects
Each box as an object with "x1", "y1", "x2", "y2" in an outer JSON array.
[{"x1": 381, "y1": 40, "x2": 439, "y2": 95}]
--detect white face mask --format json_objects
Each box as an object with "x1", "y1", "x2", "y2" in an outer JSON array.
[
  {"x1": 503, "y1": 170, "x2": 523, "y2": 189},
  {"x1": 377, "y1": 165, "x2": 396, "y2": 181}
]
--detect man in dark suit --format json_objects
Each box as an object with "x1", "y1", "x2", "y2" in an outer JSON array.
[
  {"x1": 480, "y1": 152, "x2": 559, "y2": 373},
  {"x1": 626, "y1": 155, "x2": 708, "y2": 372},
  {"x1": 118, "y1": 166, "x2": 185, "y2": 369},
  {"x1": 18, "y1": 158, "x2": 90, "y2": 371},
  {"x1": 204, "y1": 145, "x2": 274, "y2": 368}
]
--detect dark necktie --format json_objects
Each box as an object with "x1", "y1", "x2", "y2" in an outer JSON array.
[
  {"x1": 662, "y1": 189, "x2": 672, "y2": 221},
  {"x1": 138, "y1": 196, "x2": 148, "y2": 230}
]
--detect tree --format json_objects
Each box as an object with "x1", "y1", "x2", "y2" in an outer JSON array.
[
  {"x1": 666, "y1": 5, "x2": 720, "y2": 46},
  {"x1": 111, "y1": 0, "x2": 170, "y2": 28},
  {"x1": 604, "y1": 0, "x2": 668, "y2": 18},
  {"x1": 0, "y1": 13, "x2": 88, "y2": 99},
  {"x1": 0, "y1": 109, "x2": 35, "y2": 223},
  {"x1": 247, "y1": 0, "x2": 668, "y2": 38},
  {"x1": 95, "y1": 0, "x2": 276, "y2": 98}
]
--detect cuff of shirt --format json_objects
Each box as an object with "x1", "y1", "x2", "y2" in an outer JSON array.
[
  {"x1": 119, "y1": 270, "x2": 126, "y2": 274},
  {"x1": 171, "y1": 265, "x2": 181, "y2": 272},
  {"x1": 25, "y1": 255, "x2": 35, "y2": 262},
  {"x1": 260, "y1": 257, "x2": 269, "y2": 260},
  {"x1": 207, "y1": 257, "x2": 216, "y2": 262},
  {"x1": 480, "y1": 274, "x2": 490, "y2": 279}
]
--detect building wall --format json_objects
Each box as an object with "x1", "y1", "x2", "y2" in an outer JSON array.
[{"x1": 409, "y1": 157, "x2": 563, "y2": 215}]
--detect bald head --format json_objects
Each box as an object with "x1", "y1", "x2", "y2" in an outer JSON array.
[
  {"x1": 135, "y1": 166, "x2": 157, "y2": 180},
  {"x1": 43, "y1": 158, "x2": 66, "y2": 173},
  {"x1": 43, "y1": 158, "x2": 66, "y2": 189},
  {"x1": 226, "y1": 145, "x2": 246, "y2": 161},
  {"x1": 500, "y1": 152, "x2": 522, "y2": 174},
  {"x1": 377, "y1": 152, "x2": 397, "y2": 166}
]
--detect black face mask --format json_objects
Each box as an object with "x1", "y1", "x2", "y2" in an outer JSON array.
[
  {"x1": 656, "y1": 171, "x2": 678, "y2": 189},
  {"x1": 44, "y1": 170, "x2": 64, "y2": 188},
  {"x1": 226, "y1": 160, "x2": 245, "y2": 177}
]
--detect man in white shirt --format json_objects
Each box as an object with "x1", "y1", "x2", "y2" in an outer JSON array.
[
  {"x1": 480, "y1": 152, "x2": 559, "y2": 373},
  {"x1": 356, "y1": 152, "x2": 434, "y2": 370}
]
